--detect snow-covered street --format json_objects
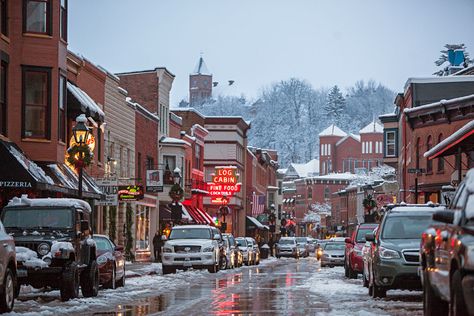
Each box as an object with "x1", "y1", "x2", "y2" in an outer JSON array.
[{"x1": 5, "y1": 257, "x2": 423, "y2": 315}]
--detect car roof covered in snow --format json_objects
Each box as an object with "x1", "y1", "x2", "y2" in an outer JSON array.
[
  {"x1": 172, "y1": 225, "x2": 212, "y2": 230},
  {"x1": 5, "y1": 195, "x2": 92, "y2": 213}
]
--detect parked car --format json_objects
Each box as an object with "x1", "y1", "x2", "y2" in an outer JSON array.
[
  {"x1": 93, "y1": 234, "x2": 125, "y2": 289},
  {"x1": 295, "y1": 237, "x2": 310, "y2": 257},
  {"x1": 306, "y1": 237, "x2": 317, "y2": 253},
  {"x1": 320, "y1": 241, "x2": 345, "y2": 267},
  {"x1": 344, "y1": 223, "x2": 378, "y2": 279},
  {"x1": 276, "y1": 237, "x2": 298, "y2": 259},
  {"x1": 315, "y1": 239, "x2": 329, "y2": 260},
  {"x1": 161, "y1": 225, "x2": 221, "y2": 274},
  {"x1": 1, "y1": 196, "x2": 99, "y2": 301},
  {"x1": 245, "y1": 237, "x2": 260, "y2": 265},
  {"x1": 362, "y1": 226, "x2": 379, "y2": 288},
  {"x1": 221, "y1": 233, "x2": 240, "y2": 269},
  {"x1": 236, "y1": 237, "x2": 254, "y2": 265},
  {"x1": 0, "y1": 218, "x2": 16, "y2": 313},
  {"x1": 366, "y1": 203, "x2": 444, "y2": 298},
  {"x1": 420, "y1": 170, "x2": 474, "y2": 316}
]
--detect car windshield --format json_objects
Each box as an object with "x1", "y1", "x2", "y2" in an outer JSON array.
[
  {"x1": 279, "y1": 239, "x2": 295, "y2": 245},
  {"x1": 295, "y1": 237, "x2": 307, "y2": 244},
  {"x1": 324, "y1": 242, "x2": 345, "y2": 250},
  {"x1": 2, "y1": 208, "x2": 74, "y2": 229},
  {"x1": 356, "y1": 227, "x2": 377, "y2": 243},
  {"x1": 246, "y1": 239, "x2": 254, "y2": 246},
  {"x1": 169, "y1": 228, "x2": 211, "y2": 239},
  {"x1": 94, "y1": 237, "x2": 112, "y2": 251},
  {"x1": 382, "y1": 215, "x2": 434, "y2": 239},
  {"x1": 236, "y1": 239, "x2": 247, "y2": 247}
]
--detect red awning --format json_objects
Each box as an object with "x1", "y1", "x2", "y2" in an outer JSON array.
[
  {"x1": 195, "y1": 207, "x2": 214, "y2": 225},
  {"x1": 183, "y1": 205, "x2": 206, "y2": 224}
]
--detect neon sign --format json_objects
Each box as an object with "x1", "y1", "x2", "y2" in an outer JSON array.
[{"x1": 208, "y1": 166, "x2": 241, "y2": 205}]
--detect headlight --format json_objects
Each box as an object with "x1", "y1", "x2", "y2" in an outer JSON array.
[
  {"x1": 378, "y1": 247, "x2": 400, "y2": 259},
  {"x1": 202, "y1": 246, "x2": 214, "y2": 253},
  {"x1": 163, "y1": 247, "x2": 173, "y2": 253},
  {"x1": 37, "y1": 243, "x2": 50, "y2": 256},
  {"x1": 97, "y1": 255, "x2": 107, "y2": 265}
]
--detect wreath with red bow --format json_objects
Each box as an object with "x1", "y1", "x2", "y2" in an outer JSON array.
[{"x1": 67, "y1": 145, "x2": 93, "y2": 170}]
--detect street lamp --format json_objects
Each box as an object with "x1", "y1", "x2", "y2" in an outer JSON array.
[
  {"x1": 173, "y1": 167, "x2": 182, "y2": 185},
  {"x1": 72, "y1": 114, "x2": 90, "y2": 198}
]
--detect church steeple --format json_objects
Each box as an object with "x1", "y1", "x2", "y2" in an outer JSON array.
[{"x1": 189, "y1": 55, "x2": 213, "y2": 105}]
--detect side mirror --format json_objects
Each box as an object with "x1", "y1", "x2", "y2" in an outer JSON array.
[
  {"x1": 432, "y1": 210, "x2": 454, "y2": 224},
  {"x1": 213, "y1": 233, "x2": 221, "y2": 240},
  {"x1": 80, "y1": 220, "x2": 90, "y2": 233},
  {"x1": 344, "y1": 237, "x2": 353, "y2": 244},
  {"x1": 115, "y1": 245, "x2": 124, "y2": 252},
  {"x1": 161, "y1": 235, "x2": 168, "y2": 241},
  {"x1": 365, "y1": 233, "x2": 375, "y2": 243}
]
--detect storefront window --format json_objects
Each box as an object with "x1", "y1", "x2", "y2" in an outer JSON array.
[{"x1": 135, "y1": 206, "x2": 150, "y2": 251}]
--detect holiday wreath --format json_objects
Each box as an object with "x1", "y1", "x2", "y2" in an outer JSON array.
[
  {"x1": 362, "y1": 194, "x2": 377, "y2": 211},
  {"x1": 67, "y1": 144, "x2": 93, "y2": 170},
  {"x1": 169, "y1": 183, "x2": 184, "y2": 201}
]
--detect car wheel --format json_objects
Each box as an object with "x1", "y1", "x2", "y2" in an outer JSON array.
[
  {"x1": 116, "y1": 266, "x2": 125, "y2": 287},
  {"x1": 423, "y1": 270, "x2": 447, "y2": 315},
  {"x1": 450, "y1": 270, "x2": 468, "y2": 316},
  {"x1": 0, "y1": 268, "x2": 15, "y2": 313},
  {"x1": 208, "y1": 263, "x2": 218, "y2": 273},
  {"x1": 363, "y1": 270, "x2": 369, "y2": 288},
  {"x1": 344, "y1": 260, "x2": 350, "y2": 278},
  {"x1": 104, "y1": 264, "x2": 116, "y2": 289},
  {"x1": 81, "y1": 260, "x2": 99, "y2": 298},
  {"x1": 61, "y1": 262, "x2": 80, "y2": 301},
  {"x1": 220, "y1": 257, "x2": 227, "y2": 270},
  {"x1": 373, "y1": 285, "x2": 386, "y2": 298},
  {"x1": 162, "y1": 265, "x2": 176, "y2": 275},
  {"x1": 348, "y1": 265, "x2": 357, "y2": 279}
]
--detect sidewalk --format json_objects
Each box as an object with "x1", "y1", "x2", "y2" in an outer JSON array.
[{"x1": 125, "y1": 261, "x2": 162, "y2": 279}]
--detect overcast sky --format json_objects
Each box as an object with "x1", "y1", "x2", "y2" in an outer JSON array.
[{"x1": 69, "y1": 0, "x2": 474, "y2": 106}]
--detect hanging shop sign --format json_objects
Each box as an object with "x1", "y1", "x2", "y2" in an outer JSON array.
[
  {"x1": 208, "y1": 166, "x2": 241, "y2": 205},
  {"x1": 96, "y1": 178, "x2": 118, "y2": 206},
  {"x1": 118, "y1": 185, "x2": 144, "y2": 201},
  {"x1": 211, "y1": 167, "x2": 238, "y2": 184},
  {"x1": 146, "y1": 170, "x2": 163, "y2": 192},
  {"x1": 0, "y1": 181, "x2": 32, "y2": 188}
]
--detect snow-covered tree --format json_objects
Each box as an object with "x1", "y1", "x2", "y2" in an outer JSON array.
[
  {"x1": 324, "y1": 85, "x2": 345, "y2": 122},
  {"x1": 433, "y1": 44, "x2": 473, "y2": 76}
]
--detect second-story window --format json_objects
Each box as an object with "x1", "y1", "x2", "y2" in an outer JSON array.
[
  {"x1": 58, "y1": 75, "x2": 66, "y2": 142},
  {"x1": 1, "y1": 0, "x2": 7, "y2": 36},
  {"x1": 195, "y1": 144, "x2": 201, "y2": 169},
  {"x1": 385, "y1": 130, "x2": 396, "y2": 157},
  {"x1": 22, "y1": 66, "x2": 50, "y2": 139},
  {"x1": 426, "y1": 135, "x2": 433, "y2": 173},
  {"x1": 24, "y1": 0, "x2": 51, "y2": 35},
  {"x1": 437, "y1": 134, "x2": 444, "y2": 172},
  {"x1": 60, "y1": 0, "x2": 67, "y2": 41}
]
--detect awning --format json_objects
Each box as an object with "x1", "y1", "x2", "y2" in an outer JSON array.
[
  {"x1": 425, "y1": 120, "x2": 474, "y2": 160},
  {"x1": 283, "y1": 198, "x2": 287, "y2": 203},
  {"x1": 67, "y1": 82, "x2": 105, "y2": 121},
  {"x1": 38, "y1": 163, "x2": 103, "y2": 200},
  {"x1": 181, "y1": 205, "x2": 214, "y2": 225},
  {"x1": 246, "y1": 216, "x2": 265, "y2": 229}
]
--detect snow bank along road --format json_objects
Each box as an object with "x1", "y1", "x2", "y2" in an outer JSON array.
[{"x1": 5, "y1": 257, "x2": 422, "y2": 315}]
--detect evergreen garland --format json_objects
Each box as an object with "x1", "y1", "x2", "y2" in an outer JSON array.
[
  {"x1": 169, "y1": 183, "x2": 184, "y2": 201},
  {"x1": 125, "y1": 204, "x2": 135, "y2": 261},
  {"x1": 363, "y1": 194, "x2": 377, "y2": 211},
  {"x1": 109, "y1": 205, "x2": 117, "y2": 242},
  {"x1": 67, "y1": 144, "x2": 93, "y2": 170}
]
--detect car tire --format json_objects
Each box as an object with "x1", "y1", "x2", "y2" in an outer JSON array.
[
  {"x1": 348, "y1": 265, "x2": 357, "y2": 279},
  {"x1": 116, "y1": 266, "x2": 125, "y2": 287},
  {"x1": 81, "y1": 260, "x2": 99, "y2": 298},
  {"x1": 344, "y1": 260, "x2": 350, "y2": 278},
  {"x1": 0, "y1": 268, "x2": 15, "y2": 313},
  {"x1": 61, "y1": 262, "x2": 80, "y2": 301},
  {"x1": 162, "y1": 265, "x2": 175, "y2": 275},
  {"x1": 423, "y1": 270, "x2": 448, "y2": 316},
  {"x1": 276, "y1": 255, "x2": 280, "y2": 259},
  {"x1": 373, "y1": 285, "x2": 386, "y2": 298},
  {"x1": 208, "y1": 263, "x2": 218, "y2": 273},
  {"x1": 104, "y1": 264, "x2": 116, "y2": 289},
  {"x1": 363, "y1": 270, "x2": 369, "y2": 288},
  {"x1": 220, "y1": 257, "x2": 227, "y2": 270},
  {"x1": 450, "y1": 270, "x2": 468, "y2": 316}
]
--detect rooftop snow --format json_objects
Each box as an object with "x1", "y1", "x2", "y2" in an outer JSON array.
[
  {"x1": 193, "y1": 56, "x2": 211, "y2": 75},
  {"x1": 290, "y1": 159, "x2": 319, "y2": 178},
  {"x1": 318, "y1": 124, "x2": 347, "y2": 137},
  {"x1": 336, "y1": 134, "x2": 361, "y2": 146},
  {"x1": 359, "y1": 121, "x2": 383, "y2": 134},
  {"x1": 67, "y1": 82, "x2": 105, "y2": 120},
  {"x1": 159, "y1": 137, "x2": 191, "y2": 146},
  {"x1": 404, "y1": 94, "x2": 474, "y2": 114},
  {"x1": 404, "y1": 75, "x2": 474, "y2": 91}
]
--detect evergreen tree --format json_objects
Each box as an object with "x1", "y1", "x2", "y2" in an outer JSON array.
[{"x1": 324, "y1": 85, "x2": 345, "y2": 122}]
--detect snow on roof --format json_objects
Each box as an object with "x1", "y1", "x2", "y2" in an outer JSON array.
[
  {"x1": 159, "y1": 137, "x2": 191, "y2": 146},
  {"x1": 318, "y1": 124, "x2": 347, "y2": 137},
  {"x1": 67, "y1": 82, "x2": 105, "y2": 120},
  {"x1": 7, "y1": 144, "x2": 54, "y2": 185},
  {"x1": 7, "y1": 195, "x2": 92, "y2": 213},
  {"x1": 424, "y1": 119, "x2": 474, "y2": 158},
  {"x1": 277, "y1": 168, "x2": 287, "y2": 174},
  {"x1": 404, "y1": 94, "x2": 474, "y2": 114},
  {"x1": 291, "y1": 159, "x2": 319, "y2": 178},
  {"x1": 336, "y1": 134, "x2": 361, "y2": 146},
  {"x1": 404, "y1": 75, "x2": 474, "y2": 91},
  {"x1": 379, "y1": 112, "x2": 397, "y2": 118},
  {"x1": 314, "y1": 173, "x2": 358, "y2": 181},
  {"x1": 193, "y1": 56, "x2": 210, "y2": 75},
  {"x1": 359, "y1": 121, "x2": 383, "y2": 134}
]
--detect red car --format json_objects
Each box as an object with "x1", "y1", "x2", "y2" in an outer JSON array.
[
  {"x1": 344, "y1": 223, "x2": 378, "y2": 279},
  {"x1": 93, "y1": 234, "x2": 126, "y2": 289}
]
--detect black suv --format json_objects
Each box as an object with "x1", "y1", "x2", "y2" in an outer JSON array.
[
  {"x1": 421, "y1": 169, "x2": 474, "y2": 316},
  {"x1": 1, "y1": 196, "x2": 99, "y2": 301}
]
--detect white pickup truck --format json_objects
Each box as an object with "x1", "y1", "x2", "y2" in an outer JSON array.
[{"x1": 161, "y1": 225, "x2": 222, "y2": 274}]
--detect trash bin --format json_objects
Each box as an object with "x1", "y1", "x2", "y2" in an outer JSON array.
[{"x1": 260, "y1": 244, "x2": 270, "y2": 259}]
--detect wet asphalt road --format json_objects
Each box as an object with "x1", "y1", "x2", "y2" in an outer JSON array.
[{"x1": 95, "y1": 258, "x2": 330, "y2": 316}]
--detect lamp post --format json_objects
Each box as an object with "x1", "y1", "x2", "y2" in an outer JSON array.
[
  {"x1": 173, "y1": 167, "x2": 182, "y2": 185},
  {"x1": 72, "y1": 114, "x2": 90, "y2": 198},
  {"x1": 170, "y1": 167, "x2": 183, "y2": 224}
]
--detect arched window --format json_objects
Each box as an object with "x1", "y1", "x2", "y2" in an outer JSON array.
[
  {"x1": 437, "y1": 134, "x2": 444, "y2": 172},
  {"x1": 426, "y1": 136, "x2": 433, "y2": 173},
  {"x1": 307, "y1": 186, "x2": 312, "y2": 199}
]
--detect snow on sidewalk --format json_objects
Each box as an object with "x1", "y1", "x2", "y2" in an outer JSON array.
[{"x1": 300, "y1": 266, "x2": 423, "y2": 316}]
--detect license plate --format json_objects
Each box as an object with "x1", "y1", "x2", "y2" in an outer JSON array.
[
  {"x1": 183, "y1": 261, "x2": 192, "y2": 267},
  {"x1": 18, "y1": 269, "x2": 27, "y2": 278}
]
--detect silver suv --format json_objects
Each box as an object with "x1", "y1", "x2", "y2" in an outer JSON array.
[
  {"x1": 0, "y1": 218, "x2": 16, "y2": 313},
  {"x1": 161, "y1": 225, "x2": 221, "y2": 274}
]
